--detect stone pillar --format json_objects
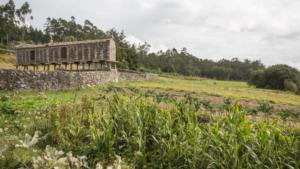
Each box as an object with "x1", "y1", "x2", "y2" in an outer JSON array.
[
  {"x1": 46, "y1": 48, "x2": 49, "y2": 65},
  {"x1": 94, "y1": 46, "x2": 97, "y2": 61},
  {"x1": 88, "y1": 46, "x2": 90, "y2": 60},
  {"x1": 75, "y1": 45, "x2": 78, "y2": 61}
]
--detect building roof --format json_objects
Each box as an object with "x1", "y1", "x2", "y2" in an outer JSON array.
[{"x1": 16, "y1": 38, "x2": 112, "y2": 49}]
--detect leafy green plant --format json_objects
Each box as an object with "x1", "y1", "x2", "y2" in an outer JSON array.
[
  {"x1": 0, "y1": 94, "x2": 10, "y2": 102},
  {"x1": 279, "y1": 109, "x2": 300, "y2": 121},
  {"x1": 0, "y1": 102, "x2": 16, "y2": 115},
  {"x1": 258, "y1": 101, "x2": 274, "y2": 114},
  {"x1": 223, "y1": 97, "x2": 233, "y2": 111}
]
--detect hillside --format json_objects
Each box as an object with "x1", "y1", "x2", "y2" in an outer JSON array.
[{"x1": 0, "y1": 53, "x2": 16, "y2": 69}]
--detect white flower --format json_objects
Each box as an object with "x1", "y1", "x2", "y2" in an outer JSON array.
[
  {"x1": 95, "y1": 163, "x2": 103, "y2": 169},
  {"x1": 33, "y1": 146, "x2": 88, "y2": 169},
  {"x1": 16, "y1": 131, "x2": 42, "y2": 148},
  {"x1": 114, "y1": 155, "x2": 122, "y2": 169}
]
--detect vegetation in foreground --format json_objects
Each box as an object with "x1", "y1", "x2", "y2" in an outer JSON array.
[{"x1": 0, "y1": 83, "x2": 299, "y2": 168}]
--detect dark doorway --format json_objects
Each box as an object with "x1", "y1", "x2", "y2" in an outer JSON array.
[
  {"x1": 61, "y1": 47, "x2": 67, "y2": 59},
  {"x1": 30, "y1": 50, "x2": 35, "y2": 61}
]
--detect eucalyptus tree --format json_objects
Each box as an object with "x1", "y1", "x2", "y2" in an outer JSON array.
[{"x1": 0, "y1": 0, "x2": 32, "y2": 45}]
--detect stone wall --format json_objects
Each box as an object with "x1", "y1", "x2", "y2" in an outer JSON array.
[{"x1": 0, "y1": 69, "x2": 158, "y2": 90}]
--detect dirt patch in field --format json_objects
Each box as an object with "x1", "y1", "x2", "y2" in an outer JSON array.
[{"x1": 135, "y1": 86, "x2": 300, "y2": 113}]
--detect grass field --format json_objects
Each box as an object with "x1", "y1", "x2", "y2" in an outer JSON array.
[
  {"x1": 122, "y1": 75, "x2": 300, "y2": 106},
  {"x1": 1, "y1": 74, "x2": 300, "y2": 168},
  {"x1": 1, "y1": 75, "x2": 300, "y2": 111},
  {"x1": 0, "y1": 54, "x2": 15, "y2": 69}
]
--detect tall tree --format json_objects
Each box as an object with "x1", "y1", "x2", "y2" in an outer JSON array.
[{"x1": 0, "y1": 0, "x2": 32, "y2": 45}]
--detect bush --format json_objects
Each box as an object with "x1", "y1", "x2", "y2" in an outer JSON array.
[
  {"x1": 248, "y1": 64, "x2": 300, "y2": 94},
  {"x1": 247, "y1": 69, "x2": 265, "y2": 88},
  {"x1": 284, "y1": 79, "x2": 298, "y2": 93}
]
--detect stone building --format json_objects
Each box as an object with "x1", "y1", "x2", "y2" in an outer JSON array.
[{"x1": 15, "y1": 37, "x2": 117, "y2": 71}]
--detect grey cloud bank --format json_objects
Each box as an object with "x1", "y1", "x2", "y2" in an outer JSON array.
[{"x1": 9, "y1": 0, "x2": 300, "y2": 69}]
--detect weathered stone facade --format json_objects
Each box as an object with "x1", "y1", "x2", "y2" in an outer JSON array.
[{"x1": 0, "y1": 69, "x2": 158, "y2": 90}]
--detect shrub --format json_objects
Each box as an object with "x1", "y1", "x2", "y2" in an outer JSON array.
[
  {"x1": 247, "y1": 69, "x2": 265, "y2": 88},
  {"x1": 248, "y1": 64, "x2": 300, "y2": 94},
  {"x1": 284, "y1": 79, "x2": 298, "y2": 93}
]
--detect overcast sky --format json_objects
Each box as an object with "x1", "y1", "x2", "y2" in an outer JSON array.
[{"x1": 5, "y1": 0, "x2": 300, "y2": 68}]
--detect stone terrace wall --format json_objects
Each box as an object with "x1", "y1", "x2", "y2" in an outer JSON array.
[{"x1": 0, "y1": 69, "x2": 158, "y2": 90}]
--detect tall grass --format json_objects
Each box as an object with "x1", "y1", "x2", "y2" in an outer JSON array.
[{"x1": 1, "y1": 87, "x2": 299, "y2": 168}]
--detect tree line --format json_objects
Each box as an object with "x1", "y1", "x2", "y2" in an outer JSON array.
[
  {"x1": 1, "y1": 0, "x2": 300, "y2": 94},
  {"x1": 138, "y1": 47, "x2": 265, "y2": 81}
]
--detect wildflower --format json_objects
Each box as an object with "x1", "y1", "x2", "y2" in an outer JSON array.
[
  {"x1": 33, "y1": 146, "x2": 89, "y2": 169},
  {"x1": 114, "y1": 155, "x2": 122, "y2": 169},
  {"x1": 16, "y1": 131, "x2": 42, "y2": 148},
  {"x1": 66, "y1": 152, "x2": 88, "y2": 168},
  {"x1": 95, "y1": 163, "x2": 103, "y2": 169}
]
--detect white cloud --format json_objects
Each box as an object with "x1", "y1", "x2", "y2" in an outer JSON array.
[
  {"x1": 126, "y1": 35, "x2": 143, "y2": 46},
  {"x1": 11, "y1": 0, "x2": 300, "y2": 69}
]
